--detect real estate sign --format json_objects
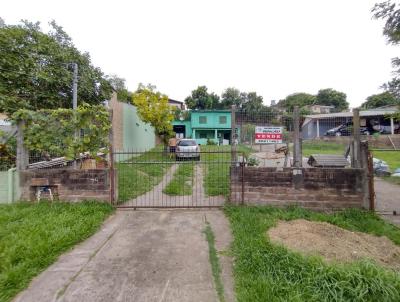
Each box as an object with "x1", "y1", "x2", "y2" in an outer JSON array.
[{"x1": 255, "y1": 126, "x2": 283, "y2": 144}]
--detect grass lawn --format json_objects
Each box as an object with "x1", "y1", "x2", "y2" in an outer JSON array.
[
  {"x1": 202, "y1": 145, "x2": 253, "y2": 197},
  {"x1": 225, "y1": 206, "x2": 400, "y2": 302},
  {"x1": 372, "y1": 150, "x2": 400, "y2": 171},
  {"x1": 116, "y1": 146, "x2": 173, "y2": 203},
  {"x1": 0, "y1": 201, "x2": 114, "y2": 302},
  {"x1": 301, "y1": 140, "x2": 346, "y2": 157},
  {"x1": 163, "y1": 163, "x2": 194, "y2": 195}
]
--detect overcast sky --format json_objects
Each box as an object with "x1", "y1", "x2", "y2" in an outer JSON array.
[{"x1": 2, "y1": 0, "x2": 399, "y2": 107}]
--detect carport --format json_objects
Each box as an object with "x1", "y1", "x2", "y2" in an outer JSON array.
[{"x1": 302, "y1": 108, "x2": 399, "y2": 139}]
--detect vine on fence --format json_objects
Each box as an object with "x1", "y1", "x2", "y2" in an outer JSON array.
[{"x1": 12, "y1": 104, "x2": 111, "y2": 159}]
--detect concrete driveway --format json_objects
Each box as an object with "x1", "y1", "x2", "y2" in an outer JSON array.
[{"x1": 14, "y1": 210, "x2": 234, "y2": 302}]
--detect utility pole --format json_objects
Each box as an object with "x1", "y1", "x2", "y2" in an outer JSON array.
[
  {"x1": 72, "y1": 63, "x2": 78, "y2": 110},
  {"x1": 72, "y1": 63, "x2": 78, "y2": 169}
]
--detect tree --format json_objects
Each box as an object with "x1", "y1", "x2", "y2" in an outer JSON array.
[
  {"x1": 132, "y1": 84, "x2": 174, "y2": 143},
  {"x1": 361, "y1": 91, "x2": 400, "y2": 108},
  {"x1": 278, "y1": 92, "x2": 316, "y2": 111},
  {"x1": 221, "y1": 87, "x2": 245, "y2": 108},
  {"x1": 242, "y1": 92, "x2": 264, "y2": 112},
  {"x1": 373, "y1": 1, "x2": 400, "y2": 97},
  {"x1": 315, "y1": 88, "x2": 349, "y2": 111},
  {"x1": 0, "y1": 20, "x2": 112, "y2": 114},
  {"x1": 184, "y1": 86, "x2": 220, "y2": 109},
  {"x1": 107, "y1": 74, "x2": 132, "y2": 103}
]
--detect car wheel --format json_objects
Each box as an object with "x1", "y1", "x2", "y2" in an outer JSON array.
[
  {"x1": 365, "y1": 131, "x2": 370, "y2": 136},
  {"x1": 335, "y1": 132, "x2": 341, "y2": 137}
]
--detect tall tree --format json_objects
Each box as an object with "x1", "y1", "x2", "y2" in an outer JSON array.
[
  {"x1": 278, "y1": 92, "x2": 316, "y2": 111},
  {"x1": 315, "y1": 88, "x2": 349, "y2": 111},
  {"x1": 184, "y1": 86, "x2": 220, "y2": 109},
  {"x1": 221, "y1": 87, "x2": 245, "y2": 108},
  {"x1": 132, "y1": 84, "x2": 174, "y2": 143},
  {"x1": 373, "y1": 1, "x2": 400, "y2": 97},
  {"x1": 107, "y1": 74, "x2": 132, "y2": 103},
  {"x1": 242, "y1": 92, "x2": 264, "y2": 112},
  {"x1": 361, "y1": 91, "x2": 400, "y2": 108},
  {"x1": 0, "y1": 20, "x2": 112, "y2": 114}
]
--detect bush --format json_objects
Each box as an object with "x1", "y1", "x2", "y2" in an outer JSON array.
[{"x1": 207, "y1": 138, "x2": 217, "y2": 145}]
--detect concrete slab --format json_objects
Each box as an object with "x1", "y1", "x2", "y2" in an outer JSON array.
[{"x1": 14, "y1": 210, "x2": 230, "y2": 302}]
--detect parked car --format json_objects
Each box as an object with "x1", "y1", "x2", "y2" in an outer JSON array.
[
  {"x1": 325, "y1": 122, "x2": 370, "y2": 136},
  {"x1": 176, "y1": 139, "x2": 200, "y2": 161}
]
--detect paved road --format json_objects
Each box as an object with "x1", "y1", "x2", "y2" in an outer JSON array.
[{"x1": 14, "y1": 210, "x2": 233, "y2": 302}]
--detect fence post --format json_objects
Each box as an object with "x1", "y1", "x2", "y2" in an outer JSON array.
[
  {"x1": 293, "y1": 106, "x2": 302, "y2": 167},
  {"x1": 231, "y1": 105, "x2": 237, "y2": 165},
  {"x1": 16, "y1": 121, "x2": 28, "y2": 171},
  {"x1": 108, "y1": 109, "x2": 116, "y2": 204},
  {"x1": 360, "y1": 140, "x2": 374, "y2": 210},
  {"x1": 352, "y1": 108, "x2": 361, "y2": 168}
]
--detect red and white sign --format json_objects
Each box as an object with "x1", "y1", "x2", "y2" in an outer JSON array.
[{"x1": 255, "y1": 126, "x2": 283, "y2": 144}]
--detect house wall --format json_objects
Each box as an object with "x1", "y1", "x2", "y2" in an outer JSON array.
[
  {"x1": 109, "y1": 94, "x2": 156, "y2": 157},
  {"x1": 230, "y1": 167, "x2": 366, "y2": 210},
  {"x1": 172, "y1": 120, "x2": 192, "y2": 138},
  {"x1": 191, "y1": 111, "x2": 231, "y2": 129},
  {"x1": 122, "y1": 103, "x2": 155, "y2": 151}
]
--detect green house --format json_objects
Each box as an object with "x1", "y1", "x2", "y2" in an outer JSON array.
[{"x1": 172, "y1": 110, "x2": 238, "y2": 145}]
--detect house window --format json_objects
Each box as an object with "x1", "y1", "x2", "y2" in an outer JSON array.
[
  {"x1": 219, "y1": 116, "x2": 227, "y2": 124},
  {"x1": 199, "y1": 116, "x2": 207, "y2": 124}
]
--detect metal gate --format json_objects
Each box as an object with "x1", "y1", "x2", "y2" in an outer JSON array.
[{"x1": 112, "y1": 148, "x2": 236, "y2": 208}]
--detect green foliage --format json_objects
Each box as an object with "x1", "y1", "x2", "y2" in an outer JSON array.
[
  {"x1": 185, "y1": 86, "x2": 220, "y2": 109},
  {"x1": 362, "y1": 91, "x2": 400, "y2": 109},
  {"x1": 203, "y1": 221, "x2": 225, "y2": 302},
  {"x1": 0, "y1": 201, "x2": 114, "y2": 302},
  {"x1": 207, "y1": 138, "x2": 217, "y2": 145},
  {"x1": 224, "y1": 206, "x2": 400, "y2": 302},
  {"x1": 12, "y1": 104, "x2": 111, "y2": 159},
  {"x1": 278, "y1": 92, "x2": 316, "y2": 111},
  {"x1": 316, "y1": 88, "x2": 349, "y2": 111},
  {"x1": 221, "y1": 87, "x2": 245, "y2": 108},
  {"x1": 0, "y1": 20, "x2": 112, "y2": 114},
  {"x1": 373, "y1": 2, "x2": 400, "y2": 98},
  {"x1": 132, "y1": 84, "x2": 174, "y2": 142},
  {"x1": 163, "y1": 163, "x2": 194, "y2": 196},
  {"x1": 107, "y1": 74, "x2": 132, "y2": 103}
]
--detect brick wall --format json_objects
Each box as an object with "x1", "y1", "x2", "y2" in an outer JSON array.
[
  {"x1": 230, "y1": 167, "x2": 366, "y2": 210},
  {"x1": 20, "y1": 169, "x2": 112, "y2": 202}
]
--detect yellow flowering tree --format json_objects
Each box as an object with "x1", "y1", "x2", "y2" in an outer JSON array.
[{"x1": 132, "y1": 84, "x2": 174, "y2": 144}]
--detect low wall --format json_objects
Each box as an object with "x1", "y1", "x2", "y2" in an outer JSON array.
[
  {"x1": 230, "y1": 167, "x2": 366, "y2": 211},
  {"x1": 20, "y1": 169, "x2": 112, "y2": 202}
]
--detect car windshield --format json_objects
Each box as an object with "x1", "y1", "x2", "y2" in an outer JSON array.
[{"x1": 178, "y1": 140, "x2": 197, "y2": 146}]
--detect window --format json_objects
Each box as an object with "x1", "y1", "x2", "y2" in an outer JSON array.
[
  {"x1": 219, "y1": 116, "x2": 227, "y2": 124},
  {"x1": 199, "y1": 116, "x2": 207, "y2": 124}
]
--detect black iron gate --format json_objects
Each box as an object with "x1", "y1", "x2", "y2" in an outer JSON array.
[{"x1": 113, "y1": 148, "x2": 237, "y2": 208}]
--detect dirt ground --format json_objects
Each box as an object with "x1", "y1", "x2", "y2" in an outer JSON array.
[{"x1": 268, "y1": 219, "x2": 400, "y2": 270}]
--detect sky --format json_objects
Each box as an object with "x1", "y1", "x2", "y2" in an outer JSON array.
[{"x1": 2, "y1": 0, "x2": 399, "y2": 107}]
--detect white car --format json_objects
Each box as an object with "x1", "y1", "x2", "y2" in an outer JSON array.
[{"x1": 176, "y1": 139, "x2": 200, "y2": 161}]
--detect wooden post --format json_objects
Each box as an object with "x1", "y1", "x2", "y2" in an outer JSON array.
[
  {"x1": 16, "y1": 121, "x2": 28, "y2": 171},
  {"x1": 352, "y1": 108, "x2": 361, "y2": 168},
  {"x1": 231, "y1": 105, "x2": 237, "y2": 165},
  {"x1": 293, "y1": 106, "x2": 302, "y2": 167},
  {"x1": 316, "y1": 119, "x2": 320, "y2": 138}
]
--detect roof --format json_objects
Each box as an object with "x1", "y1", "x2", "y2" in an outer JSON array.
[
  {"x1": 307, "y1": 154, "x2": 349, "y2": 167},
  {"x1": 305, "y1": 109, "x2": 398, "y2": 119},
  {"x1": 191, "y1": 110, "x2": 230, "y2": 113},
  {"x1": 168, "y1": 99, "x2": 183, "y2": 104}
]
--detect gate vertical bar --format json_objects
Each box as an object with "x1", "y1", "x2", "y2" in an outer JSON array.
[
  {"x1": 352, "y1": 108, "x2": 361, "y2": 168},
  {"x1": 108, "y1": 109, "x2": 115, "y2": 204},
  {"x1": 293, "y1": 106, "x2": 302, "y2": 167},
  {"x1": 231, "y1": 105, "x2": 237, "y2": 165}
]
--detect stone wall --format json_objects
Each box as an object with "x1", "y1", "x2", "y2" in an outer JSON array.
[
  {"x1": 20, "y1": 168, "x2": 112, "y2": 202},
  {"x1": 230, "y1": 167, "x2": 366, "y2": 211}
]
